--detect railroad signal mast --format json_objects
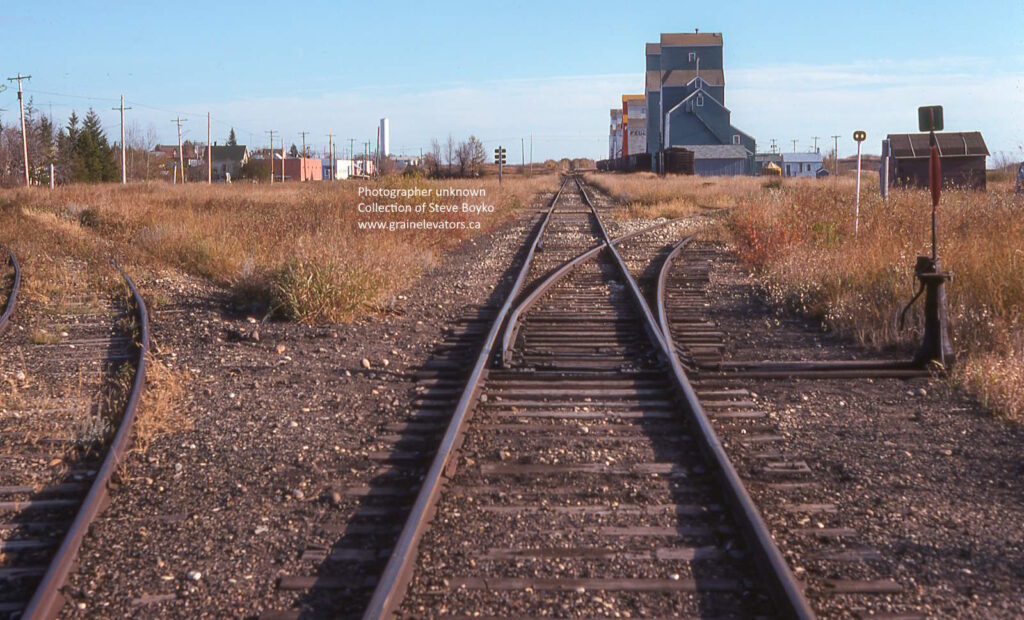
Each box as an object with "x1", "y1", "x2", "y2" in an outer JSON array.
[
  {"x1": 852, "y1": 130, "x2": 866, "y2": 236},
  {"x1": 494, "y1": 146, "x2": 507, "y2": 184}
]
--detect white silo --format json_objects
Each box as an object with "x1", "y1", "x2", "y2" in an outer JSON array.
[{"x1": 379, "y1": 118, "x2": 390, "y2": 157}]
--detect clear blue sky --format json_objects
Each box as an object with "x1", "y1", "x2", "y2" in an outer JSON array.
[{"x1": 3, "y1": 0, "x2": 1022, "y2": 161}]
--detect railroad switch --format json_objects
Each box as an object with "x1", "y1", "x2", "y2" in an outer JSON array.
[{"x1": 904, "y1": 255, "x2": 955, "y2": 370}]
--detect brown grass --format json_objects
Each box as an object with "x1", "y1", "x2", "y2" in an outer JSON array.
[
  {"x1": 1, "y1": 175, "x2": 558, "y2": 322},
  {"x1": 132, "y1": 351, "x2": 187, "y2": 454},
  {"x1": 590, "y1": 171, "x2": 1024, "y2": 420}
]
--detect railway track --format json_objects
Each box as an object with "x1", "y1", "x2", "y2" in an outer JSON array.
[
  {"x1": 655, "y1": 237, "x2": 912, "y2": 617},
  {"x1": 0, "y1": 257, "x2": 149, "y2": 620},
  {"x1": 331, "y1": 176, "x2": 813, "y2": 619},
  {"x1": 0, "y1": 246, "x2": 19, "y2": 337}
]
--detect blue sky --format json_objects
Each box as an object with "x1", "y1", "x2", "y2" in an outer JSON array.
[{"x1": 3, "y1": 0, "x2": 1022, "y2": 162}]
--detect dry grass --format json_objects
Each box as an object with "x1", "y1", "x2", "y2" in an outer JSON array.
[
  {"x1": 587, "y1": 171, "x2": 762, "y2": 221},
  {"x1": 132, "y1": 351, "x2": 187, "y2": 454},
  {"x1": 1, "y1": 175, "x2": 558, "y2": 322},
  {"x1": 590, "y1": 171, "x2": 1024, "y2": 420}
]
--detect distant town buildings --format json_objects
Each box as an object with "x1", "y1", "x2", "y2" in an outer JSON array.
[{"x1": 608, "y1": 109, "x2": 623, "y2": 159}]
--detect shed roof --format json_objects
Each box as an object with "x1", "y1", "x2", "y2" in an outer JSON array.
[
  {"x1": 681, "y1": 144, "x2": 750, "y2": 160},
  {"x1": 886, "y1": 132, "x2": 989, "y2": 159},
  {"x1": 661, "y1": 32, "x2": 723, "y2": 47},
  {"x1": 662, "y1": 69, "x2": 725, "y2": 87}
]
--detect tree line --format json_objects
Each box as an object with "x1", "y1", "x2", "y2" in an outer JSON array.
[{"x1": 0, "y1": 99, "x2": 172, "y2": 187}]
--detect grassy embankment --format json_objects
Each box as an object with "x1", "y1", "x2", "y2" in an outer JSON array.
[
  {"x1": 1, "y1": 174, "x2": 558, "y2": 322},
  {"x1": 589, "y1": 171, "x2": 1024, "y2": 421}
]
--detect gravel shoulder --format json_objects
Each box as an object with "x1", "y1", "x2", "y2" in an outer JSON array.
[
  {"x1": 701, "y1": 241, "x2": 1024, "y2": 618},
  {"x1": 61, "y1": 192, "x2": 553, "y2": 618}
]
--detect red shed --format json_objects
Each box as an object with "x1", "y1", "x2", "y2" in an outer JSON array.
[{"x1": 883, "y1": 132, "x2": 989, "y2": 190}]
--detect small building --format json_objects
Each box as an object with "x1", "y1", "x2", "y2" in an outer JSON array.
[
  {"x1": 883, "y1": 132, "x2": 989, "y2": 190},
  {"x1": 274, "y1": 157, "x2": 323, "y2": 182},
  {"x1": 209, "y1": 144, "x2": 249, "y2": 181},
  {"x1": 781, "y1": 151, "x2": 824, "y2": 178},
  {"x1": 687, "y1": 144, "x2": 751, "y2": 176},
  {"x1": 837, "y1": 154, "x2": 881, "y2": 175},
  {"x1": 332, "y1": 159, "x2": 374, "y2": 180}
]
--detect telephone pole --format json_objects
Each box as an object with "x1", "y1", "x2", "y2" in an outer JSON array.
[
  {"x1": 207, "y1": 112, "x2": 212, "y2": 184},
  {"x1": 770, "y1": 138, "x2": 778, "y2": 154},
  {"x1": 266, "y1": 130, "x2": 276, "y2": 184},
  {"x1": 349, "y1": 138, "x2": 355, "y2": 162},
  {"x1": 299, "y1": 131, "x2": 309, "y2": 181},
  {"x1": 173, "y1": 116, "x2": 187, "y2": 184},
  {"x1": 811, "y1": 136, "x2": 820, "y2": 153},
  {"x1": 326, "y1": 133, "x2": 334, "y2": 180},
  {"x1": 7, "y1": 73, "x2": 32, "y2": 187},
  {"x1": 791, "y1": 139, "x2": 798, "y2": 153},
  {"x1": 111, "y1": 95, "x2": 132, "y2": 185},
  {"x1": 831, "y1": 135, "x2": 841, "y2": 176}
]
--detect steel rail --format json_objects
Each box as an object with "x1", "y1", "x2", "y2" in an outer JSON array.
[
  {"x1": 576, "y1": 176, "x2": 816, "y2": 620},
  {"x1": 0, "y1": 245, "x2": 21, "y2": 336},
  {"x1": 362, "y1": 177, "x2": 569, "y2": 620},
  {"x1": 499, "y1": 217, "x2": 680, "y2": 366},
  {"x1": 21, "y1": 262, "x2": 150, "y2": 620}
]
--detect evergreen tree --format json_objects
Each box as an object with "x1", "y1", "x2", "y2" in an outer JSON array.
[
  {"x1": 288, "y1": 143, "x2": 299, "y2": 158},
  {"x1": 72, "y1": 108, "x2": 117, "y2": 182},
  {"x1": 226, "y1": 128, "x2": 237, "y2": 146}
]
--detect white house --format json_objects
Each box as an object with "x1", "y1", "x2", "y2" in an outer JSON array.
[{"x1": 781, "y1": 151, "x2": 824, "y2": 178}]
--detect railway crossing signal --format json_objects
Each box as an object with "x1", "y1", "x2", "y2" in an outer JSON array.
[{"x1": 494, "y1": 146, "x2": 507, "y2": 183}]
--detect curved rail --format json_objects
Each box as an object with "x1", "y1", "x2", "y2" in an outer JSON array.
[
  {"x1": 21, "y1": 263, "x2": 151, "y2": 620},
  {"x1": 499, "y1": 218, "x2": 680, "y2": 366},
  {"x1": 576, "y1": 176, "x2": 816, "y2": 620},
  {"x1": 0, "y1": 245, "x2": 21, "y2": 336},
  {"x1": 362, "y1": 177, "x2": 569, "y2": 619},
  {"x1": 656, "y1": 234, "x2": 696, "y2": 344}
]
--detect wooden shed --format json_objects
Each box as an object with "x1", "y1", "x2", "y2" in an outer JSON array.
[{"x1": 883, "y1": 132, "x2": 989, "y2": 190}]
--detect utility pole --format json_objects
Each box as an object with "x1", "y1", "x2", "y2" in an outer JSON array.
[
  {"x1": 791, "y1": 139, "x2": 798, "y2": 153},
  {"x1": 7, "y1": 73, "x2": 32, "y2": 187},
  {"x1": 364, "y1": 141, "x2": 370, "y2": 175},
  {"x1": 281, "y1": 141, "x2": 285, "y2": 182},
  {"x1": 831, "y1": 135, "x2": 841, "y2": 176},
  {"x1": 112, "y1": 95, "x2": 132, "y2": 185},
  {"x1": 207, "y1": 112, "x2": 212, "y2": 184},
  {"x1": 299, "y1": 131, "x2": 309, "y2": 181},
  {"x1": 327, "y1": 133, "x2": 334, "y2": 180},
  {"x1": 173, "y1": 116, "x2": 187, "y2": 184},
  {"x1": 530, "y1": 133, "x2": 533, "y2": 175},
  {"x1": 770, "y1": 139, "x2": 778, "y2": 154},
  {"x1": 811, "y1": 136, "x2": 820, "y2": 153},
  {"x1": 522, "y1": 138, "x2": 525, "y2": 171},
  {"x1": 349, "y1": 138, "x2": 355, "y2": 163},
  {"x1": 266, "y1": 130, "x2": 276, "y2": 184}
]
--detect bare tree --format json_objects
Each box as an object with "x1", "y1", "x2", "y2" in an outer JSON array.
[
  {"x1": 429, "y1": 138, "x2": 442, "y2": 177},
  {"x1": 445, "y1": 133, "x2": 455, "y2": 176},
  {"x1": 455, "y1": 139, "x2": 472, "y2": 177}
]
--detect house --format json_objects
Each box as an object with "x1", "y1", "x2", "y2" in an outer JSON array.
[
  {"x1": 781, "y1": 151, "x2": 824, "y2": 178},
  {"x1": 208, "y1": 144, "x2": 249, "y2": 182},
  {"x1": 882, "y1": 132, "x2": 989, "y2": 190},
  {"x1": 649, "y1": 32, "x2": 756, "y2": 175}
]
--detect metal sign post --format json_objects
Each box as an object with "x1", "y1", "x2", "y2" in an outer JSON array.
[{"x1": 853, "y1": 130, "x2": 866, "y2": 236}]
